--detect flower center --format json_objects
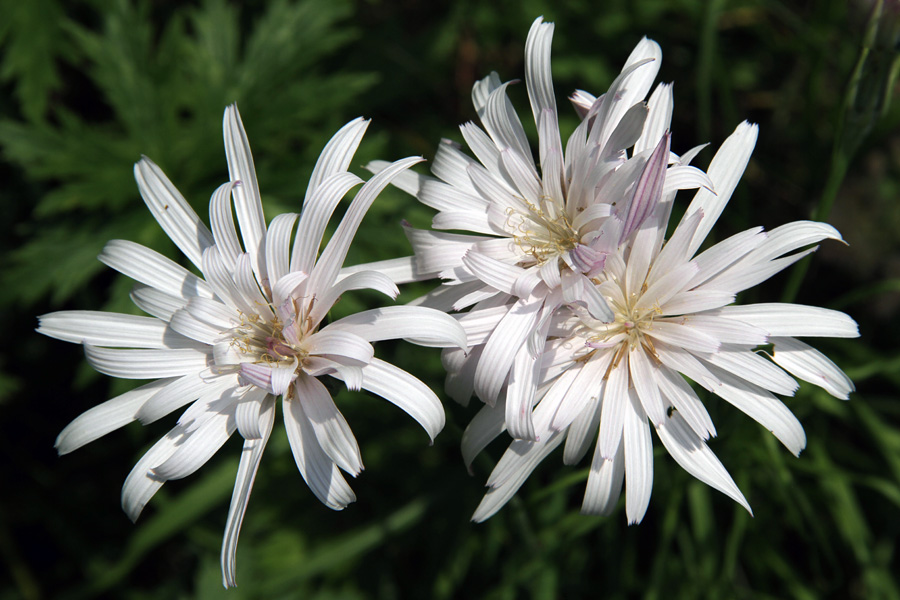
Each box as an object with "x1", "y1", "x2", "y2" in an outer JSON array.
[{"x1": 510, "y1": 196, "x2": 579, "y2": 266}]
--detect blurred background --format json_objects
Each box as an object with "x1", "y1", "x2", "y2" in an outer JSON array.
[{"x1": 1, "y1": 0, "x2": 899, "y2": 598}]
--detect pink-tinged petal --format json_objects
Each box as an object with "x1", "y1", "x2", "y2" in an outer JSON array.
[
  {"x1": 770, "y1": 337, "x2": 855, "y2": 400},
  {"x1": 134, "y1": 157, "x2": 214, "y2": 270},
  {"x1": 221, "y1": 395, "x2": 275, "y2": 588},
  {"x1": 621, "y1": 133, "x2": 670, "y2": 242},
  {"x1": 294, "y1": 375, "x2": 363, "y2": 476},
  {"x1": 283, "y1": 396, "x2": 356, "y2": 509},
  {"x1": 326, "y1": 306, "x2": 467, "y2": 350},
  {"x1": 682, "y1": 121, "x2": 759, "y2": 256},
  {"x1": 624, "y1": 388, "x2": 653, "y2": 524},
  {"x1": 356, "y1": 358, "x2": 445, "y2": 441},
  {"x1": 472, "y1": 432, "x2": 565, "y2": 523},
  {"x1": 238, "y1": 363, "x2": 297, "y2": 396},
  {"x1": 306, "y1": 118, "x2": 368, "y2": 201},
  {"x1": 55, "y1": 379, "x2": 172, "y2": 455},
  {"x1": 290, "y1": 171, "x2": 362, "y2": 274},
  {"x1": 223, "y1": 105, "x2": 266, "y2": 282},
  {"x1": 100, "y1": 239, "x2": 213, "y2": 300},
  {"x1": 581, "y1": 435, "x2": 625, "y2": 516},
  {"x1": 712, "y1": 303, "x2": 859, "y2": 338},
  {"x1": 84, "y1": 345, "x2": 210, "y2": 379},
  {"x1": 656, "y1": 412, "x2": 751, "y2": 514}
]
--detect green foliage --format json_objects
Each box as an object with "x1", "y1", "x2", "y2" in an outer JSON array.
[{"x1": 1, "y1": 0, "x2": 899, "y2": 599}]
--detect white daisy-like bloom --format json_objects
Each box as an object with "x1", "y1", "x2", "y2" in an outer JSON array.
[
  {"x1": 369, "y1": 17, "x2": 711, "y2": 440},
  {"x1": 37, "y1": 105, "x2": 466, "y2": 587},
  {"x1": 462, "y1": 121, "x2": 859, "y2": 524}
]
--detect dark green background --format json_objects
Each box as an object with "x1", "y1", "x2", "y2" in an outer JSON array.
[{"x1": 1, "y1": 0, "x2": 898, "y2": 598}]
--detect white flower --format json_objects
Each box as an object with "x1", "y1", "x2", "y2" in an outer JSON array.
[
  {"x1": 368, "y1": 18, "x2": 712, "y2": 440},
  {"x1": 37, "y1": 105, "x2": 466, "y2": 587},
  {"x1": 463, "y1": 121, "x2": 859, "y2": 524}
]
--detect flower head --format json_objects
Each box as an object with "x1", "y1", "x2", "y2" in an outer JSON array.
[
  {"x1": 370, "y1": 17, "x2": 711, "y2": 440},
  {"x1": 38, "y1": 105, "x2": 465, "y2": 587},
  {"x1": 463, "y1": 121, "x2": 859, "y2": 523}
]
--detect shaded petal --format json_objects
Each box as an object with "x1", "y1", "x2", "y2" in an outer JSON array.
[
  {"x1": 100, "y1": 239, "x2": 213, "y2": 300},
  {"x1": 356, "y1": 358, "x2": 445, "y2": 441},
  {"x1": 85, "y1": 345, "x2": 210, "y2": 379},
  {"x1": 326, "y1": 306, "x2": 467, "y2": 349},
  {"x1": 295, "y1": 374, "x2": 363, "y2": 476},
  {"x1": 770, "y1": 337, "x2": 855, "y2": 400}
]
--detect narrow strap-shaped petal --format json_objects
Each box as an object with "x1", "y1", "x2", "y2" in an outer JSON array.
[
  {"x1": 483, "y1": 82, "x2": 535, "y2": 170},
  {"x1": 525, "y1": 17, "x2": 557, "y2": 129},
  {"x1": 629, "y1": 349, "x2": 666, "y2": 425},
  {"x1": 461, "y1": 398, "x2": 507, "y2": 470},
  {"x1": 121, "y1": 426, "x2": 182, "y2": 521},
  {"x1": 562, "y1": 388, "x2": 603, "y2": 466},
  {"x1": 682, "y1": 121, "x2": 759, "y2": 256},
  {"x1": 306, "y1": 270, "x2": 398, "y2": 330},
  {"x1": 624, "y1": 388, "x2": 653, "y2": 524},
  {"x1": 168, "y1": 308, "x2": 224, "y2": 345},
  {"x1": 38, "y1": 311, "x2": 186, "y2": 349},
  {"x1": 462, "y1": 250, "x2": 528, "y2": 296},
  {"x1": 701, "y1": 349, "x2": 798, "y2": 396},
  {"x1": 326, "y1": 306, "x2": 467, "y2": 349},
  {"x1": 472, "y1": 432, "x2": 565, "y2": 522},
  {"x1": 130, "y1": 284, "x2": 186, "y2": 321},
  {"x1": 356, "y1": 358, "x2": 445, "y2": 441},
  {"x1": 338, "y1": 255, "x2": 424, "y2": 285},
  {"x1": 290, "y1": 171, "x2": 362, "y2": 274},
  {"x1": 55, "y1": 379, "x2": 172, "y2": 455},
  {"x1": 85, "y1": 345, "x2": 210, "y2": 379},
  {"x1": 599, "y1": 353, "x2": 630, "y2": 458},
  {"x1": 136, "y1": 372, "x2": 238, "y2": 425},
  {"x1": 770, "y1": 336, "x2": 855, "y2": 400},
  {"x1": 263, "y1": 213, "x2": 299, "y2": 287},
  {"x1": 134, "y1": 157, "x2": 214, "y2": 269},
  {"x1": 235, "y1": 387, "x2": 273, "y2": 439},
  {"x1": 505, "y1": 338, "x2": 542, "y2": 441},
  {"x1": 656, "y1": 411, "x2": 751, "y2": 514},
  {"x1": 100, "y1": 239, "x2": 213, "y2": 299},
  {"x1": 621, "y1": 133, "x2": 670, "y2": 241},
  {"x1": 306, "y1": 118, "x2": 369, "y2": 201},
  {"x1": 712, "y1": 303, "x2": 859, "y2": 338},
  {"x1": 654, "y1": 365, "x2": 716, "y2": 440},
  {"x1": 635, "y1": 83, "x2": 673, "y2": 155},
  {"x1": 688, "y1": 226, "x2": 766, "y2": 287},
  {"x1": 223, "y1": 105, "x2": 266, "y2": 282},
  {"x1": 209, "y1": 181, "x2": 242, "y2": 270},
  {"x1": 283, "y1": 396, "x2": 356, "y2": 509},
  {"x1": 295, "y1": 374, "x2": 363, "y2": 476},
  {"x1": 309, "y1": 157, "x2": 424, "y2": 293},
  {"x1": 581, "y1": 435, "x2": 625, "y2": 516},
  {"x1": 221, "y1": 394, "x2": 275, "y2": 588},
  {"x1": 551, "y1": 350, "x2": 613, "y2": 433},
  {"x1": 303, "y1": 330, "x2": 374, "y2": 366},
  {"x1": 647, "y1": 320, "x2": 721, "y2": 354},
  {"x1": 153, "y1": 407, "x2": 237, "y2": 480},
  {"x1": 201, "y1": 247, "x2": 255, "y2": 315}
]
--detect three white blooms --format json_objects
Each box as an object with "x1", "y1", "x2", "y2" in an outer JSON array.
[{"x1": 38, "y1": 16, "x2": 857, "y2": 587}]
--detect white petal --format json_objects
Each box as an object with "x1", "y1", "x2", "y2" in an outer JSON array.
[
  {"x1": 153, "y1": 407, "x2": 237, "y2": 480},
  {"x1": 646, "y1": 320, "x2": 721, "y2": 353},
  {"x1": 121, "y1": 428, "x2": 181, "y2": 521},
  {"x1": 635, "y1": 82, "x2": 673, "y2": 155},
  {"x1": 711, "y1": 368, "x2": 806, "y2": 456},
  {"x1": 581, "y1": 436, "x2": 625, "y2": 516},
  {"x1": 168, "y1": 308, "x2": 223, "y2": 345},
  {"x1": 624, "y1": 388, "x2": 653, "y2": 524},
  {"x1": 38, "y1": 311, "x2": 188, "y2": 349},
  {"x1": 84, "y1": 345, "x2": 210, "y2": 379},
  {"x1": 309, "y1": 157, "x2": 424, "y2": 292},
  {"x1": 306, "y1": 117, "x2": 368, "y2": 200},
  {"x1": 770, "y1": 336, "x2": 855, "y2": 400},
  {"x1": 461, "y1": 399, "x2": 507, "y2": 470},
  {"x1": 676, "y1": 314, "x2": 768, "y2": 346},
  {"x1": 656, "y1": 412, "x2": 751, "y2": 514},
  {"x1": 713, "y1": 303, "x2": 859, "y2": 338},
  {"x1": 134, "y1": 158, "x2": 213, "y2": 269},
  {"x1": 283, "y1": 396, "x2": 356, "y2": 509},
  {"x1": 221, "y1": 395, "x2": 275, "y2": 588},
  {"x1": 304, "y1": 330, "x2": 373, "y2": 365},
  {"x1": 136, "y1": 372, "x2": 239, "y2": 425},
  {"x1": 326, "y1": 306, "x2": 467, "y2": 349},
  {"x1": 474, "y1": 295, "x2": 543, "y2": 404},
  {"x1": 432, "y1": 209, "x2": 496, "y2": 235},
  {"x1": 130, "y1": 284, "x2": 186, "y2": 321},
  {"x1": 629, "y1": 349, "x2": 666, "y2": 425},
  {"x1": 654, "y1": 365, "x2": 716, "y2": 440},
  {"x1": 100, "y1": 239, "x2": 213, "y2": 300},
  {"x1": 752, "y1": 221, "x2": 842, "y2": 263},
  {"x1": 339, "y1": 255, "x2": 423, "y2": 285},
  {"x1": 295, "y1": 374, "x2": 363, "y2": 476},
  {"x1": 403, "y1": 228, "x2": 485, "y2": 275},
  {"x1": 661, "y1": 165, "x2": 714, "y2": 195},
  {"x1": 209, "y1": 181, "x2": 242, "y2": 270},
  {"x1": 462, "y1": 250, "x2": 527, "y2": 296},
  {"x1": 525, "y1": 17, "x2": 557, "y2": 128},
  {"x1": 472, "y1": 432, "x2": 565, "y2": 522},
  {"x1": 307, "y1": 270, "x2": 398, "y2": 329},
  {"x1": 200, "y1": 247, "x2": 255, "y2": 314},
  {"x1": 505, "y1": 339, "x2": 541, "y2": 441},
  {"x1": 234, "y1": 387, "x2": 271, "y2": 440},
  {"x1": 562, "y1": 391, "x2": 603, "y2": 466},
  {"x1": 551, "y1": 350, "x2": 613, "y2": 432},
  {"x1": 482, "y1": 82, "x2": 534, "y2": 168},
  {"x1": 357, "y1": 358, "x2": 445, "y2": 441},
  {"x1": 682, "y1": 121, "x2": 759, "y2": 256},
  {"x1": 661, "y1": 290, "x2": 735, "y2": 315},
  {"x1": 263, "y1": 213, "x2": 299, "y2": 287},
  {"x1": 598, "y1": 354, "x2": 629, "y2": 458},
  {"x1": 55, "y1": 379, "x2": 171, "y2": 455},
  {"x1": 689, "y1": 226, "x2": 766, "y2": 287},
  {"x1": 223, "y1": 105, "x2": 266, "y2": 282},
  {"x1": 290, "y1": 171, "x2": 362, "y2": 274},
  {"x1": 702, "y1": 349, "x2": 798, "y2": 396}
]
